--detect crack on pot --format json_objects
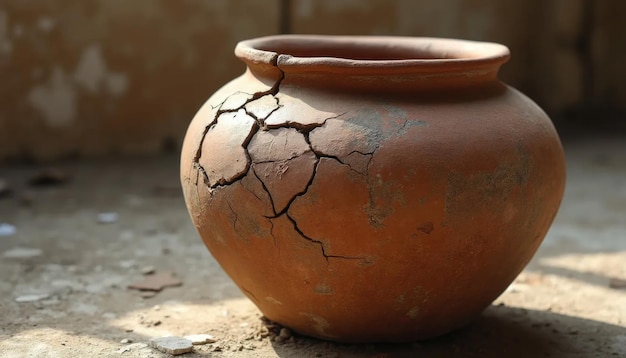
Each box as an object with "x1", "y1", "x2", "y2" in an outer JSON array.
[
  {"x1": 252, "y1": 166, "x2": 278, "y2": 215},
  {"x1": 264, "y1": 158, "x2": 320, "y2": 218},
  {"x1": 254, "y1": 152, "x2": 367, "y2": 263},
  {"x1": 192, "y1": 65, "x2": 286, "y2": 191},
  {"x1": 189, "y1": 64, "x2": 370, "y2": 262},
  {"x1": 266, "y1": 112, "x2": 348, "y2": 133},
  {"x1": 312, "y1": 149, "x2": 374, "y2": 176},
  {"x1": 225, "y1": 199, "x2": 240, "y2": 238},
  {"x1": 284, "y1": 212, "x2": 366, "y2": 264},
  {"x1": 245, "y1": 95, "x2": 282, "y2": 130},
  {"x1": 363, "y1": 147, "x2": 393, "y2": 229},
  {"x1": 268, "y1": 219, "x2": 278, "y2": 249},
  {"x1": 241, "y1": 170, "x2": 271, "y2": 205}
]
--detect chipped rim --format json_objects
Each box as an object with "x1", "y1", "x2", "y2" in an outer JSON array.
[{"x1": 235, "y1": 34, "x2": 510, "y2": 76}]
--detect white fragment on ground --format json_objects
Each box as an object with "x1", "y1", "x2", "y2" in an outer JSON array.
[
  {"x1": 141, "y1": 265, "x2": 156, "y2": 275},
  {"x1": 117, "y1": 342, "x2": 148, "y2": 354},
  {"x1": 3, "y1": 247, "x2": 42, "y2": 258},
  {"x1": 148, "y1": 336, "x2": 193, "y2": 355},
  {"x1": 183, "y1": 334, "x2": 217, "y2": 345},
  {"x1": 120, "y1": 338, "x2": 132, "y2": 344},
  {"x1": 15, "y1": 293, "x2": 50, "y2": 302},
  {"x1": 97, "y1": 212, "x2": 118, "y2": 224},
  {"x1": 0, "y1": 223, "x2": 17, "y2": 236}
]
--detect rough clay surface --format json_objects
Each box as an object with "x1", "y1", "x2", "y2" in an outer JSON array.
[{"x1": 0, "y1": 134, "x2": 625, "y2": 357}]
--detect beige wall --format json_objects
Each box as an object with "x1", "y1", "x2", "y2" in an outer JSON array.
[{"x1": 0, "y1": 0, "x2": 623, "y2": 162}]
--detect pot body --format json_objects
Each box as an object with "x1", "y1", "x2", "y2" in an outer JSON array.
[{"x1": 180, "y1": 36, "x2": 565, "y2": 343}]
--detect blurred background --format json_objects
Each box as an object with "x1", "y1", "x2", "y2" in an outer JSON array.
[{"x1": 0, "y1": 0, "x2": 624, "y2": 162}]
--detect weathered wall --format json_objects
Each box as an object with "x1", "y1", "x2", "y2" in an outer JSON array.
[
  {"x1": 0, "y1": 0, "x2": 623, "y2": 162},
  {"x1": 0, "y1": 0, "x2": 279, "y2": 161}
]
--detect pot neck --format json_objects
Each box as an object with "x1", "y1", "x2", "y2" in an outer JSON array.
[{"x1": 235, "y1": 35, "x2": 510, "y2": 94}]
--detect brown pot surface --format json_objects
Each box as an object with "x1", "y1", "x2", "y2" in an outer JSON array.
[{"x1": 180, "y1": 35, "x2": 566, "y2": 343}]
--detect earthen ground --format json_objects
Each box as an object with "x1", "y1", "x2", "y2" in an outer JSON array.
[{"x1": 1, "y1": 133, "x2": 625, "y2": 357}]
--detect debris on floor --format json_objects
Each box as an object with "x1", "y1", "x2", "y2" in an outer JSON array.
[
  {"x1": 28, "y1": 168, "x2": 71, "y2": 186},
  {"x1": 148, "y1": 336, "x2": 193, "y2": 355},
  {"x1": 184, "y1": 334, "x2": 217, "y2": 345},
  {"x1": 141, "y1": 265, "x2": 156, "y2": 275},
  {"x1": 97, "y1": 212, "x2": 119, "y2": 224},
  {"x1": 609, "y1": 278, "x2": 626, "y2": 289},
  {"x1": 15, "y1": 293, "x2": 50, "y2": 303},
  {"x1": 116, "y1": 342, "x2": 148, "y2": 354},
  {"x1": 0, "y1": 223, "x2": 16, "y2": 237},
  {"x1": 128, "y1": 271, "x2": 182, "y2": 293},
  {"x1": 2, "y1": 247, "x2": 42, "y2": 258},
  {"x1": 273, "y1": 327, "x2": 293, "y2": 344},
  {"x1": 0, "y1": 179, "x2": 11, "y2": 198}
]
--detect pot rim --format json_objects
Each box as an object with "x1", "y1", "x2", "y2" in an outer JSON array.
[{"x1": 235, "y1": 34, "x2": 510, "y2": 74}]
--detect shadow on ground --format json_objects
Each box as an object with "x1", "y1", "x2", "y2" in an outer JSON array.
[{"x1": 267, "y1": 304, "x2": 625, "y2": 358}]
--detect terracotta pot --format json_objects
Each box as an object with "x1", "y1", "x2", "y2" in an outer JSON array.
[{"x1": 180, "y1": 35, "x2": 566, "y2": 343}]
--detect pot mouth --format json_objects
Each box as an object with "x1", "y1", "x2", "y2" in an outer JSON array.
[{"x1": 235, "y1": 35, "x2": 510, "y2": 74}]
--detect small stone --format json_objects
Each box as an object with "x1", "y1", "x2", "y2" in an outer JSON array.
[
  {"x1": 274, "y1": 327, "x2": 292, "y2": 343},
  {"x1": 148, "y1": 336, "x2": 193, "y2": 355},
  {"x1": 28, "y1": 168, "x2": 70, "y2": 186},
  {"x1": 184, "y1": 334, "x2": 217, "y2": 345},
  {"x1": 3, "y1": 247, "x2": 42, "y2": 258},
  {"x1": 609, "y1": 278, "x2": 626, "y2": 289},
  {"x1": 97, "y1": 212, "x2": 118, "y2": 224},
  {"x1": 279, "y1": 328, "x2": 291, "y2": 339},
  {"x1": 15, "y1": 293, "x2": 50, "y2": 302},
  {"x1": 0, "y1": 223, "x2": 17, "y2": 237},
  {"x1": 0, "y1": 179, "x2": 11, "y2": 198},
  {"x1": 120, "y1": 338, "x2": 132, "y2": 344},
  {"x1": 141, "y1": 266, "x2": 156, "y2": 275},
  {"x1": 141, "y1": 291, "x2": 158, "y2": 299}
]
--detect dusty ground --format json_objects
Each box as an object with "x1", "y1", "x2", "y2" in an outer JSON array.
[{"x1": 1, "y1": 133, "x2": 625, "y2": 357}]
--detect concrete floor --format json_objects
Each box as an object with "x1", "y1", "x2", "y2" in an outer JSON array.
[{"x1": 0, "y1": 133, "x2": 625, "y2": 357}]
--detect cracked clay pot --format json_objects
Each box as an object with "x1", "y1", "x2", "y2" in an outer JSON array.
[{"x1": 180, "y1": 35, "x2": 566, "y2": 343}]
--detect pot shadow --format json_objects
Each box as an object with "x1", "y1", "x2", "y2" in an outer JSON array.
[{"x1": 266, "y1": 304, "x2": 626, "y2": 358}]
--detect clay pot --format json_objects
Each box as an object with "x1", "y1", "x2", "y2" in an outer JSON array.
[{"x1": 180, "y1": 35, "x2": 565, "y2": 343}]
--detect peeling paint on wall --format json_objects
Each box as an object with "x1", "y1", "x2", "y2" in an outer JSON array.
[
  {"x1": 1, "y1": 0, "x2": 622, "y2": 162},
  {"x1": 73, "y1": 44, "x2": 128, "y2": 96},
  {"x1": 37, "y1": 16, "x2": 55, "y2": 32},
  {"x1": 28, "y1": 68, "x2": 77, "y2": 128}
]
